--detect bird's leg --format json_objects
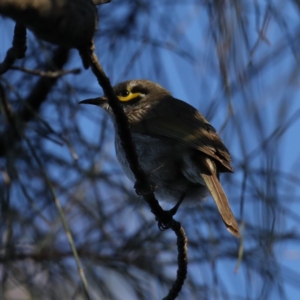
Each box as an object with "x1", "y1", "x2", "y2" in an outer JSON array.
[
  {"x1": 157, "y1": 192, "x2": 186, "y2": 231},
  {"x1": 168, "y1": 191, "x2": 186, "y2": 216}
]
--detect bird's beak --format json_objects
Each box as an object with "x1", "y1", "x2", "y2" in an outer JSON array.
[{"x1": 79, "y1": 96, "x2": 107, "y2": 106}]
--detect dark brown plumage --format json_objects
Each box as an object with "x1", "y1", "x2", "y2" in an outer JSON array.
[{"x1": 80, "y1": 80, "x2": 240, "y2": 237}]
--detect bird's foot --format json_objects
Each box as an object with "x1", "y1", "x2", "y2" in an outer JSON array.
[
  {"x1": 156, "y1": 192, "x2": 186, "y2": 231},
  {"x1": 156, "y1": 210, "x2": 175, "y2": 231}
]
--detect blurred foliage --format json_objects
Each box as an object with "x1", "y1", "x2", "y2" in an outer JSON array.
[{"x1": 1, "y1": 0, "x2": 300, "y2": 299}]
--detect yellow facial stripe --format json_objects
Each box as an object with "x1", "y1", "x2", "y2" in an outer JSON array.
[{"x1": 117, "y1": 92, "x2": 141, "y2": 102}]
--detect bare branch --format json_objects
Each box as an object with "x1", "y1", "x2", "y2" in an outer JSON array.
[
  {"x1": 87, "y1": 41, "x2": 188, "y2": 300},
  {"x1": 0, "y1": 0, "x2": 98, "y2": 68},
  {"x1": 0, "y1": 47, "x2": 69, "y2": 156},
  {"x1": 0, "y1": 22, "x2": 26, "y2": 74},
  {"x1": 10, "y1": 66, "x2": 81, "y2": 77}
]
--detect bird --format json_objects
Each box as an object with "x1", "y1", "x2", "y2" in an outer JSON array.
[{"x1": 80, "y1": 79, "x2": 240, "y2": 237}]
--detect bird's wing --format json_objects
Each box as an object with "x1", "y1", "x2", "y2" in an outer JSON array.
[{"x1": 131, "y1": 98, "x2": 233, "y2": 172}]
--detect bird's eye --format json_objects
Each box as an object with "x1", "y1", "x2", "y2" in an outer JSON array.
[
  {"x1": 117, "y1": 89, "x2": 141, "y2": 102},
  {"x1": 119, "y1": 90, "x2": 130, "y2": 97}
]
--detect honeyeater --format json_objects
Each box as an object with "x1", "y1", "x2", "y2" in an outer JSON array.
[{"x1": 80, "y1": 79, "x2": 239, "y2": 237}]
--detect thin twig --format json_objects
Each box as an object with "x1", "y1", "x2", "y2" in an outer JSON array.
[
  {"x1": 24, "y1": 136, "x2": 91, "y2": 300},
  {"x1": 10, "y1": 66, "x2": 81, "y2": 77}
]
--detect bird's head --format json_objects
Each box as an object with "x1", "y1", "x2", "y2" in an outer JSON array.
[{"x1": 79, "y1": 79, "x2": 172, "y2": 124}]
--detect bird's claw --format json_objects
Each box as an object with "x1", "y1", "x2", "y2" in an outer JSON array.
[{"x1": 156, "y1": 209, "x2": 176, "y2": 231}]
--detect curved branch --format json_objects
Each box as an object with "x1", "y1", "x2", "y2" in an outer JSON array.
[{"x1": 87, "y1": 41, "x2": 188, "y2": 300}]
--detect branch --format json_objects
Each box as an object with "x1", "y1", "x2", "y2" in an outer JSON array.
[
  {"x1": 0, "y1": 47, "x2": 70, "y2": 156},
  {"x1": 10, "y1": 66, "x2": 81, "y2": 78},
  {"x1": 24, "y1": 136, "x2": 91, "y2": 300},
  {"x1": 93, "y1": 0, "x2": 111, "y2": 4},
  {"x1": 87, "y1": 41, "x2": 188, "y2": 300},
  {"x1": 163, "y1": 224, "x2": 188, "y2": 300},
  {"x1": 0, "y1": 0, "x2": 99, "y2": 68},
  {"x1": 0, "y1": 22, "x2": 26, "y2": 74}
]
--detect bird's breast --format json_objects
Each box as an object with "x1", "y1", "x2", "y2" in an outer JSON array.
[
  {"x1": 114, "y1": 133, "x2": 208, "y2": 205},
  {"x1": 115, "y1": 133, "x2": 182, "y2": 181}
]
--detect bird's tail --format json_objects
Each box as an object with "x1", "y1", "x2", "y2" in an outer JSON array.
[{"x1": 200, "y1": 158, "x2": 240, "y2": 237}]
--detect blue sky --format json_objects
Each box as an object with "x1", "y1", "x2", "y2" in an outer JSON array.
[{"x1": 1, "y1": 1, "x2": 300, "y2": 299}]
